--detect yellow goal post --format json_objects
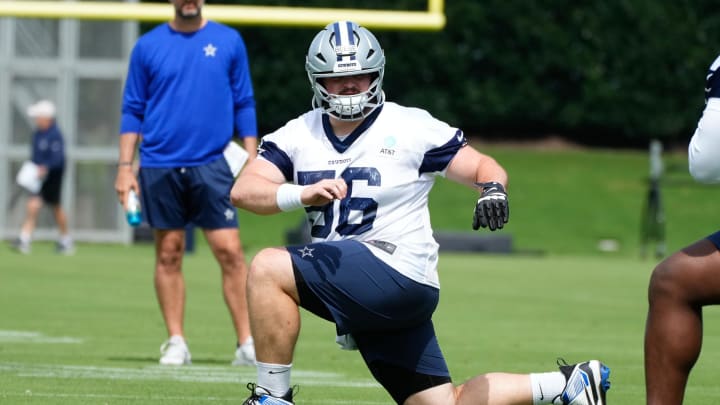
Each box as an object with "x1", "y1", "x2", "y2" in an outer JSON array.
[{"x1": 0, "y1": 0, "x2": 445, "y2": 31}]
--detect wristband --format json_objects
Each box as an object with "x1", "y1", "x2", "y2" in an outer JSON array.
[
  {"x1": 118, "y1": 161, "x2": 133, "y2": 167},
  {"x1": 474, "y1": 181, "x2": 505, "y2": 193},
  {"x1": 276, "y1": 184, "x2": 307, "y2": 211}
]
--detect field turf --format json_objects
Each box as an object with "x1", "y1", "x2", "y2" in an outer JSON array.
[
  {"x1": 3, "y1": 145, "x2": 720, "y2": 403},
  {"x1": 3, "y1": 243, "x2": 720, "y2": 404}
]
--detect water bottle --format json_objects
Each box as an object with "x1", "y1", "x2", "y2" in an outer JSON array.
[{"x1": 126, "y1": 189, "x2": 142, "y2": 227}]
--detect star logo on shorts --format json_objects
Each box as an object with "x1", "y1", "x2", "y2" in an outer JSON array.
[
  {"x1": 298, "y1": 246, "x2": 314, "y2": 258},
  {"x1": 224, "y1": 209, "x2": 235, "y2": 221},
  {"x1": 204, "y1": 43, "x2": 217, "y2": 57}
]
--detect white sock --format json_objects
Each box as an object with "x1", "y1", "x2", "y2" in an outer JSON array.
[
  {"x1": 256, "y1": 361, "x2": 292, "y2": 398},
  {"x1": 239, "y1": 336, "x2": 254, "y2": 347},
  {"x1": 60, "y1": 234, "x2": 73, "y2": 246},
  {"x1": 169, "y1": 335, "x2": 186, "y2": 345},
  {"x1": 19, "y1": 232, "x2": 31, "y2": 244},
  {"x1": 530, "y1": 371, "x2": 566, "y2": 405}
]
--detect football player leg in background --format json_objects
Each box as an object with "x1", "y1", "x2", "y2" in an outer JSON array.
[
  {"x1": 645, "y1": 234, "x2": 720, "y2": 404},
  {"x1": 644, "y1": 53, "x2": 720, "y2": 405}
]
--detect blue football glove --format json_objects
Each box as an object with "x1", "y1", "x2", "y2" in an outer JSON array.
[{"x1": 472, "y1": 182, "x2": 509, "y2": 231}]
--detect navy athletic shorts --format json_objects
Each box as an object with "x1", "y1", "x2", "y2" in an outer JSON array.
[
  {"x1": 138, "y1": 157, "x2": 238, "y2": 229},
  {"x1": 707, "y1": 231, "x2": 720, "y2": 250},
  {"x1": 289, "y1": 239, "x2": 450, "y2": 378},
  {"x1": 38, "y1": 167, "x2": 64, "y2": 205}
]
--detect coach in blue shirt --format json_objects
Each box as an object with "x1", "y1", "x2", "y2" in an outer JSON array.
[{"x1": 114, "y1": 0, "x2": 257, "y2": 367}]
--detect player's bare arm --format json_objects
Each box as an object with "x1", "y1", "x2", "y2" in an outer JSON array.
[
  {"x1": 445, "y1": 145, "x2": 508, "y2": 189},
  {"x1": 446, "y1": 145, "x2": 510, "y2": 231},
  {"x1": 231, "y1": 159, "x2": 348, "y2": 214},
  {"x1": 114, "y1": 132, "x2": 140, "y2": 208}
]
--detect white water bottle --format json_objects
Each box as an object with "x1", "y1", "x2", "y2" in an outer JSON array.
[{"x1": 126, "y1": 189, "x2": 142, "y2": 227}]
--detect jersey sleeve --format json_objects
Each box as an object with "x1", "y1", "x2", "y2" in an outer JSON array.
[
  {"x1": 689, "y1": 98, "x2": 720, "y2": 183},
  {"x1": 689, "y1": 55, "x2": 720, "y2": 183},
  {"x1": 419, "y1": 129, "x2": 467, "y2": 175},
  {"x1": 410, "y1": 108, "x2": 466, "y2": 175},
  {"x1": 120, "y1": 42, "x2": 148, "y2": 134},
  {"x1": 706, "y1": 55, "x2": 720, "y2": 102},
  {"x1": 257, "y1": 116, "x2": 309, "y2": 182},
  {"x1": 258, "y1": 137, "x2": 294, "y2": 181},
  {"x1": 231, "y1": 32, "x2": 257, "y2": 138}
]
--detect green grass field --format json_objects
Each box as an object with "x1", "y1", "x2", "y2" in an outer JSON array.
[
  {"x1": 3, "y1": 243, "x2": 720, "y2": 404},
  {"x1": 3, "y1": 145, "x2": 720, "y2": 404}
]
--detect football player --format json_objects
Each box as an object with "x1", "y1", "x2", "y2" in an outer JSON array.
[
  {"x1": 645, "y1": 53, "x2": 720, "y2": 405},
  {"x1": 232, "y1": 21, "x2": 610, "y2": 405}
]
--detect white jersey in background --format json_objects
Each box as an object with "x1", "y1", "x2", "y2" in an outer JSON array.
[
  {"x1": 258, "y1": 102, "x2": 467, "y2": 288},
  {"x1": 689, "y1": 54, "x2": 720, "y2": 183}
]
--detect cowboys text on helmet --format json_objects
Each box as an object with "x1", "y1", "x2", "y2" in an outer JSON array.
[{"x1": 305, "y1": 21, "x2": 385, "y2": 121}]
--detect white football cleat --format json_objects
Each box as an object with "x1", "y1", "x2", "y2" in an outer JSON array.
[
  {"x1": 232, "y1": 337, "x2": 256, "y2": 366},
  {"x1": 553, "y1": 359, "x2": 610, "y2": 405},
  {"x1": 242, "y1": 383, "x2": 295, "y2": 405},
  {"x1": 159, "y1": 336, "x2": 191, "y2": 366}
]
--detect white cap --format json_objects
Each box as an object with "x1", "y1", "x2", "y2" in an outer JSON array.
[{"x1": 26, "y1": 100, "x2": 56, "y2": 118}]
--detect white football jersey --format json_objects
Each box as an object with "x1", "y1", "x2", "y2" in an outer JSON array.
[
  {"x1": 706, "y1": 54, "x2": 720, "y2": 101},
  {"x1": 689, "y1": 54, "x2": 720, "y2": 183},
  {"x1": 259, "y1": 102, "x2": 467, "y2": 288}
]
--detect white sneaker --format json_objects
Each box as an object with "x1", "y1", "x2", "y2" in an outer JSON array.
[
  {"x1": 56, "y1": 241, "x2": 75, "y2": 256},
  {"x1": 11, "y1": 238, "x2": 30, "y2": 254},
  {"x1": 159, "y1": 336, "x2": 191, "y2": 366},
  {"x1": 232, "y1": 337, "x2": 256, "y2": 366}
]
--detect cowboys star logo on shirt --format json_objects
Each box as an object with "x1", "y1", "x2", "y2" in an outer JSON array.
[{"x1": 203, "y1": 43, "x2": 217, "y2": 57}]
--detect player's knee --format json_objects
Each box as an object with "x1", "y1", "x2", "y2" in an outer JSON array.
[
  {"x1": 27, "y1": 198, "x2": 42, "y2": 211},
  {"x1": 648, "y1": 256, "x2": 688, "y2": 303},
  {"x1": 248, "y1": 247, "x2": 289, "y2": 285},
  {"x1": 214, "y1": 246, "x2": 244, "y2": 270},
  {"x1": 156, "y1": 247, "x2": 183, "y2": 271}
]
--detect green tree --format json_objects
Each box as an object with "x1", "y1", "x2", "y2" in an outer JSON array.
[{"x1": 146, "y1": 0, "x2": 720, "y2": 146}]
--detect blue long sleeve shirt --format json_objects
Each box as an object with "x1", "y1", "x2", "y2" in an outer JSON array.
[
  {"x1": 120, "y1": 21, "x2": 257, "y2": 168},
  {"x1": 31, "y1": 123, "x2": 65, "y2": 169}
]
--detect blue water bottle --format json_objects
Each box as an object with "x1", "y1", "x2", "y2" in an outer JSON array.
[{"x1": 126, "y1": 189, "x2": 142, "y2": 227}]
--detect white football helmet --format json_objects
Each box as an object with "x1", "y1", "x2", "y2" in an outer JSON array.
[{"x1": 306, "y1": 21, "x2": 385, "y2": 121}]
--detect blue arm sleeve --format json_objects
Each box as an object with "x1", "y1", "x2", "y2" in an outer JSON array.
[
  {"x1": 231, "y1": 34, "x2": 257, "y2": 138},
  {"x1": 120, "y1": 44, "x2": 148, "y2": 134}
]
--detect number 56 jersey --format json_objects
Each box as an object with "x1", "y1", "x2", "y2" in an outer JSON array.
[{"x1": 258, "y1": 102, "x2": 467, "y2": 288}]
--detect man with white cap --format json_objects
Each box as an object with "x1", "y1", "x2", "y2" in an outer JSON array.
[{"x1": 12, "y1": 99, "x2": 74, "y2": 255}]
